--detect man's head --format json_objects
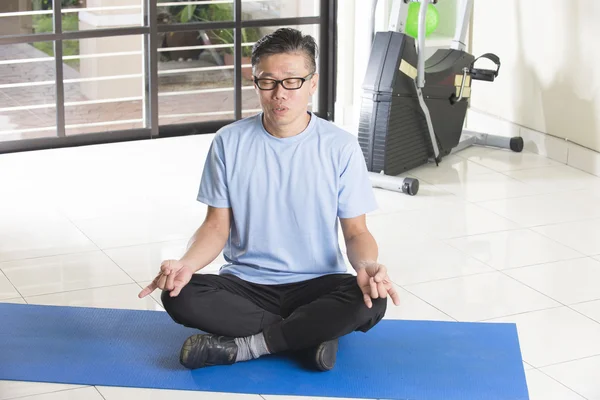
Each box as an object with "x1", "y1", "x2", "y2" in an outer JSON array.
[{"x1": 251, "y1": 28, "x2": 319, "y2": 137}]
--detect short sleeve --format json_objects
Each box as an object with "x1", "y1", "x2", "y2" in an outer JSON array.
[
  {"x1": 197, "y1": 134, "x2": 231, "y2": 208},
  {"x1": 337, "y1": 141, "x2": 378, "y2": 218}
]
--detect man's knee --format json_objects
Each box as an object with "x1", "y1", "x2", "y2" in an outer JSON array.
[
  {"x1": 161, "y1": 288, "x2": 189, "y2": 325},
  {"x1": 356, "y1": 296, "x2": 387, "y2": 332}
]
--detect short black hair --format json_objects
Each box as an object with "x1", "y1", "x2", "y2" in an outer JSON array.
[{"x1": 251, "y1": 28, "x2": 318, "y2": 74}]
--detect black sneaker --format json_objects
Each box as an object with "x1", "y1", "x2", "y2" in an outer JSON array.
[
  {"x1": 179, "y1": 334, "x2": 238, "y2": 369},
  {"x1": 313, "y1": 338, "x2": 338, "y2": 371}
]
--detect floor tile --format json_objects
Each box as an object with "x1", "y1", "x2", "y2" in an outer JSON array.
[
  {"x1": 1, "y1": 251, "x2": 133, "y2": 297},
  {"x1": 524, "y1": 369, "x2": 585, "y2": 400},
  {"x1": 488, "y1": 307, "x2": 600, "y2": 368},
  {"x1": 370, "y1": 183, "x2": 463, "y2": 214},
  {"x1": 541, "y1": 355, "x2": 600, "y2": 400},
  {"x1": 366, "y1": 212, "x2": 431, "y2": 243},
  {"x1": 445, "y1": 229, "x2": 583, "y2": 270},
  {"x1": 97, "y1": 386, "x2": 263, "y2": 399},
  {"x1": 410, "y1": 154, "x2": 496, "y2": 184},
  {"x1": 0, "y1": 271, "x2": 20, "y2": 300},
  {"x1": 504, "y1": 258, "x2": 600, "y2": 304},
  {"x1": 477, "y1": 189, "x2": 600, "y2": 227},
  {"x1": 571, "y1": 299, "x2": 600, "y2": 323},
  {"x1": 0, "y1": 209, "x2": 97, "y2": 263},
  {"x1": 427, "y1": 171, "x2": 542, "y2": 202},
  {"x1": 0, "y1": 381, "x2": 87, "y2": 400},
  {"x1": 533, "y1": 218, "x2": 600, "y2": 256},
  {"x1": 71, "y1": 205, "x2": 206, "y2": 249},
  {"x1": 6, "y1": 386, "x2": 103, "y2": 400},
  {"x1": 462, "y1": 148, "x2": 562, "y2": 172},
  {"x1": 25, "y1": 283, "x2": 163, "y2": 311},
  {"x1": 383, "y1": 285, "x2": 454, "y2": 321},
  {"x1": 103, "y1": 240, "x2": 227, "y2": 282},
  {"x1": 404, "y1": 272, "x2": 560, "y2": 321},
  {"x1": 380, "y1": 239, "x2": 493, "y2": 286},
  {"x1": 0, "y1": 297, "x2": 26, "y2": 304},
  {"x1": 505, "y1": 165, "x2": 600, "y2": 194},
  {"x1": 371, "y1": 203, "x2": 520, "y2": 242}
]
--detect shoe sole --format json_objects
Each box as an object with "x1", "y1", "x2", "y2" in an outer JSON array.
[{"x1": 315, "y1": 339, "x2": 338, "y2": 371}]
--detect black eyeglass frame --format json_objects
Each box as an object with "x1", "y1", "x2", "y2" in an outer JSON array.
[{"x1": 253, "y1": 73, "x2": 316, "y2": 91}]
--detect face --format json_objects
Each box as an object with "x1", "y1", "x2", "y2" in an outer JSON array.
[{"x1": 253, "y1": 52, "x2": 319, "y2": 134}]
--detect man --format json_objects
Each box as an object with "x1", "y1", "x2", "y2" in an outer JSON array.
[{"x1": 139, "y1": 28, "x2": 400, "y2": 371}]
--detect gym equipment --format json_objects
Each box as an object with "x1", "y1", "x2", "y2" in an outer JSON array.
[
  {"x1": 0, "y1": 303, "x2": 528, "y2": 399},
  {"x1": 360, "y1": 0, "x2": 524, "y2": 195}
]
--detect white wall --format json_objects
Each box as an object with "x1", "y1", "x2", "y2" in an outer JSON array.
[{"x1": 468, "y1": 0, "x2": 600, "y2": 152}]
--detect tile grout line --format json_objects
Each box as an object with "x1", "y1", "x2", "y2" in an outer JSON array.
[
  {"x1": 537, "y1": 352, "x2": 600, "y2": 370},
  {"x1": 42, "y1": 210, "x2": 163, "y2": 307},
  {"x1": 397, "y1": 284, "x2": 458, "y2": 322},
  {"x1": 101, "y1": 250, "x2": 165, "y2": 310},
  {"x1": 93, "y1": 386, "x2": 107, "y2": 400},
  {"x1": 3, "y1": 385, "x2": 93, "y2": 400},
  {"x1": 24, "y1": 281, "x2": 138, "y2": 300},
  {"x1": 478, "y1": 304, "x2": 564, "y2": 323},
  {"x1": 0, "y1": 268, "x2": 27, "y2": 304},
  {"x1": 533, "y1": 366, "x2": 590, "y2": 400},
  {"x1": 496, "y1": 259, "x2": 600, "y2": 326},
  {"x1": 0, "y1": 248, "x2": 107, "y2": 266}
]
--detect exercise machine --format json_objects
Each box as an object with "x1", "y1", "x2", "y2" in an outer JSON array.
[{"x1": 359, "y1": 0, "x2": 523, "y2": 195}]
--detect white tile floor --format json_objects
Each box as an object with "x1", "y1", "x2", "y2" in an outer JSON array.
[{"x1": 1, "y1": 136, "x2": 600, "y2": 400}]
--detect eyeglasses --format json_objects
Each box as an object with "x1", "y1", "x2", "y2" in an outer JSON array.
[{"x1": 253, "y1": 73, "x2": 315, "y2": 90}]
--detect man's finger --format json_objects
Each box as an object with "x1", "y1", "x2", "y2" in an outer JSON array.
[
  {"x1": 369, "y1": 277, "x2": 379, "y2": 299},
  {"x1": 138, "y1": 281, "x2": 157, "y2": 298},
  {"x1": 166, "y1": 270, "x2": 177, "y2": 291},
  {"x1": 363, "y1": 293, "x2": 373, "y2": 309},
  {"x1": 157, "y1": 273, "x2": 168, "y2": 290},
  {"x1": 161, "y1": 260, "x2": 173, "y2": 275},
  {"x1": 373, "y1": 265, "x2": 387, "y2": 283},
  {"x1": 377, "y1": 281, "x2": 388, "y2": 299},
  {"x1": 387, "y1": 284, "x2": 401, "y2": 306},
  {"x1": 170, "y1": 281, "x2": 185, "y2": 297}
]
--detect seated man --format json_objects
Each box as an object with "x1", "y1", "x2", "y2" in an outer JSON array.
[{"x1": 139, "y1": 27, "x2": 400, "y2": 371}]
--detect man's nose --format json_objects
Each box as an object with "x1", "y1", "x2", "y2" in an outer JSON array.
[{"x1": 271, "y1": 83, "x2": 288, "y2": 99}]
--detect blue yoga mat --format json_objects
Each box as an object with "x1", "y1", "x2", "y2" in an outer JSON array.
[{"x1": 0, "y1": 303, "x2": 528, "y2": 399}]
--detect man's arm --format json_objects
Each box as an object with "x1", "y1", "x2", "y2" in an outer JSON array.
[
  {"x1": 180, "y1": 206, "x2": 232, "y2": 272},
  {"x1": 138, "y1": 206, "x2": 231, "y2": 298},
  {"x1": 340, "y1": 214, "x2": 400, "y2": 308},
  {"x1": 339, "y1": 214, "x2": 378, "y2": 269}
]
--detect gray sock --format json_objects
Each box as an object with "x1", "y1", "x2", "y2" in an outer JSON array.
[{"x1": 234, "y1": 332, "x2": 271, "y2": 362}]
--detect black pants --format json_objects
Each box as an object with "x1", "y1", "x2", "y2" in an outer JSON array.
[{"x1": 161, "y1": 273, "x2": 387, "y2": 353}]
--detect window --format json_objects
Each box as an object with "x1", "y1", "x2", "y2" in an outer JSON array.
[{"x1": 0, "y1": 0, "x2": 336, "y2": 153}]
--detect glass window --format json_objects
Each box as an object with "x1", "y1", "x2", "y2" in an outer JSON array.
[{"x1": 0, "y1": 42, "x2": 57, "y2": 142}]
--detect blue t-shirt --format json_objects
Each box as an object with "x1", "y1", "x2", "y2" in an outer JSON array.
[{"x1": 197, "y1": 112, "x2": 378, "y2": 284}]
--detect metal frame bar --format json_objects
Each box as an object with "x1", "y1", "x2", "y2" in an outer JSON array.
[
  {"x1": 319, "y1": 0, "x2": 336, "y2": 120},
  {"x1": 234, "y1": 0, "x2": 242, "y2": 120},
  {"x1": 0, "y1": 27, "x2": 150, "y2": 46},
  {"x1": 451, "y1": 0, "x2": 473, "y2": 51},
  {"x1": 388, "y1": 0, "x2": 409, "y2": 33},
  {"x1": 144, "y1": 0, "x2": 159, "y2": 137},
  {"x1": 53, "y1": 0, "x2": 66, "y2": 138},
  {"x1": 0, "y1": 2, "x2": 334, "y2": 154}
]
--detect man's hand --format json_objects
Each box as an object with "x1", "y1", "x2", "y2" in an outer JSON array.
[
  {"x1": 356, "y1": 262, "x2": 401, "y2": 308},
  {"x1": 138, "y1": 259, "x2": 194, "y2": 299}
]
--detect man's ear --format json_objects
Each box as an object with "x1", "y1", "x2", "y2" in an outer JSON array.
[{"x1": 309, "y1": 73, "x2": 319, "y2": 96}]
